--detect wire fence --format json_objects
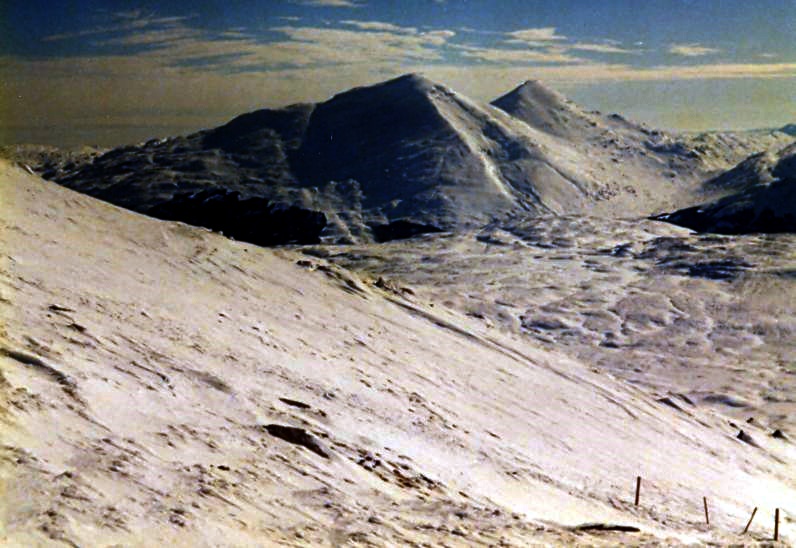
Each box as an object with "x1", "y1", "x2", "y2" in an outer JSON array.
[{"x1": 632, "y1": 474, "x2": 786, "y2": 542}]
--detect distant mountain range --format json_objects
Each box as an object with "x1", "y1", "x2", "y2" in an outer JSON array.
[
  {"x1": 779, "y1": 123, "x2": 796, "y2": 136},
  {"x1": 4, "y1": 74, "x2": 795, "y2": 243},
  {"x1": 657, "y1": 143, "x2": 796, "y2": 233}
]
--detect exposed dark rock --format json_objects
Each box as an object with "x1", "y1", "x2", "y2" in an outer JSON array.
[
  {"x1": 263, "y1": 424, "x2": 329, "y2": 458},
  {"x1": 654, "y1": 199, "x2": 796, "y2": 234},
  {"x1": 703, "y1": 394, "x2": 750, "y2": 408},
  {"x1": 771, "y1": 429, "x2": 788, "y2": 440},
  {"x1": 0, "y1": 347, "x2": 82, "y2": 404},
  {"x1": 369, "y1": 220, "x2": 444, "y2": 242},
  {"x1": 657, "y1": 397, "x2": 683, "y2": 412},
  {"x1": 573, "y1": 523, "x2": 640, "y2": 533},
  {"x1": 147, "y1": 189, "x2": 326, "y2": 246},
  {"x1": 278, "y1": 398, "x2": 311, "y2": 409},
  {"x1": 736, "y1": 429, "x2": 759, "y2": 447}
]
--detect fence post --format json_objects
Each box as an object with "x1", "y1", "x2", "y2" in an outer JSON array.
[
  {"x1": 775, "y1": 508, "x2": 779, "y2": 541},
  {"x1": 742, "y1": 507, "x2": 757, "y2": 534},
  {"x1": 703, "y1": 497, "x2": 709, "y2": 526},
  {"x1": 634, "y1": 476, "x2": 641, "y2": 506}
]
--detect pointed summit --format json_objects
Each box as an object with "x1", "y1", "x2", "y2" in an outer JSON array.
[
  {"x1": 491, "y1": 80, "x2": 588, "y2": 139},
  {"x1": 326, "y1": 73, "x2": 439, "y2": 104},
  {"x1": 385, "y1": 72, "x2": 437, "y2": 89},
  {"x1": 498, "y1": 80, "x2": 571, "y2": 110},
  {"x1": 294, "y1": 72, "x2": 463, "y2": 208}
]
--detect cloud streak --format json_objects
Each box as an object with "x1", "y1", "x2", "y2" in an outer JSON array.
[
  {"x1": 568, "y1": 42, "x2": 641, "y2": 54},
  {"x1": 455, "y1": 44, "x2": 581, "y2": 64},
  {"x1": 340, "y1": 20, "x2": 416, "y2": 33},
  {"x1": 506, "y1": 27, "x2": 567, "y2": 44},
  {"x1": 43, "y1": 12, "x2": 195, "y2": 42},
  {"x1": 669, "y1": 43, "x2": 722, "y2": 57}
]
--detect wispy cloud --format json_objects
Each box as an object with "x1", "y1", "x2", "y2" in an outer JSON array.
[
  {"x1": 457, "y1": 26, "x2": 501, "y2": 35},
  {"x1": 567, "y1": 42, "x2": 641, "y2": 54},
  {"x1": 340, "y1": 20, "x2": 417, "y2": 33},
  {"x1": 97, "y1": 26, "x2": 200, "y2": 47},
  {"x1": 668, "y1": 43, "x2": 721, "y2": 57},
  {"x1": 43, "y1": 11, "x2": 195, "y2": 42},
  {"x1": 506, "y1": 27, "x2": 567, "y2": 46},
  {"x1": 258, "y1": 25, "x2": 455, "y2": 65},
  {"x1": 455, "y1": 44, "x2": 581, "y2": 64}
]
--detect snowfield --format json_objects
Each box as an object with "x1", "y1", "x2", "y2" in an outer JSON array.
[{"x1": 2, "y1": 159, "x2": 795, "y2": 545}]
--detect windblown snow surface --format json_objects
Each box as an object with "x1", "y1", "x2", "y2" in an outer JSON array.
[{"x1": 1, "y1": 159, "x2": 796, "y2": 546}]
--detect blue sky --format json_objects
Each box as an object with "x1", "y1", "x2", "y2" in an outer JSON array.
[{"x1": 1, "y1": 0, "x2": 795, "y2": 146}]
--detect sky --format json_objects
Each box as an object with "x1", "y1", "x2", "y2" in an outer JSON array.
[{"x1": 1, "y1": 0, "x2": 795, "y2": 147}]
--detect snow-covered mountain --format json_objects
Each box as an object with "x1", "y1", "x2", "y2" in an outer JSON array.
[
  {"x1": 13, "y1": 74, "x2": 794, "y2": 243},
  {"x1": 658, "y1": 143, "x2": 796, "y2": 233}
]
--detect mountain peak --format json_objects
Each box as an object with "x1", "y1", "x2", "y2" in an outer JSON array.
[
  {"x1": 497, "y1": 80, "x2": 570, "y2": 109},
  {"x1": 491, "y1": 79, "x2": 585, "y2": 138},
  {"x1": 327, "y1": 73, "x2": 439, "y2": 104},
  {"x1": 392, "y1": 72, "x2": 435, "y2": 86}
]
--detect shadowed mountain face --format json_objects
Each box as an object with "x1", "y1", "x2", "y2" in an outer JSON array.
[
  {"x1": 294, "y1": 74, "x2": 523, "y2": 221},
  {"x1": 148, "y1": 189, "x2": 327, "y2": 246},
  {"x1": 202, "y1": 103, "x2": 314, "y2": 156},
  {"x1": 15, "y1": 74, "x2": 794, "y2": 244},
  {"x1": 658, "y1": 143, "x2": 796, "y2": 233},
  {"x1": 295, "y1": 75, "x2": 456, "y2": 205}
]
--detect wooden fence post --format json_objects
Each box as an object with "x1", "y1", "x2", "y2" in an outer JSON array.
[
  {"x1": 742, "y1": 507, "x2": 757, "y2": 534},
  {"x1": 703, "y1": 497, "x2": 709, "y2": 526},
  {"x1": 634, "y1": 476, "x2": 641, "y2": 506},
  {"x1": 774, "y1": 508, "x2": 779, "y2": 541}
]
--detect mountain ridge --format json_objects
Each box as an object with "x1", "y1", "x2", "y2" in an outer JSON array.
[
  {"x1": 658, "y1": 142, "x2": 796, "y2": 233},
  {"x1": 7, "y1": 73, "x2": 795, "y2": 244}
]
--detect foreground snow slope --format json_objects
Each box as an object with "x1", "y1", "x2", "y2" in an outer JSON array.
[{"x1": 1, "y1": 160, "x2": 794, "y2": 546}]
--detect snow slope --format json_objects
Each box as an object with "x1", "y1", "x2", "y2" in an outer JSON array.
[{"x1": 2, "y1": 160, "x2": 795, "y2": 545}]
